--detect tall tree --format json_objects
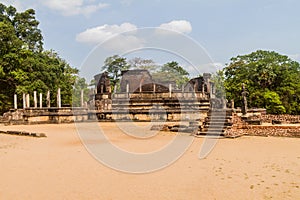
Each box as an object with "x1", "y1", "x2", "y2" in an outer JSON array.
[
  {"x1": 0, "y1": 3, "x2": 43, "y2": 52},
  {"x1": 223, "y1": 50, "x2": 300, "y2": 114},
  {"x1": 152, "y1": 61, "x2": 189, "y2": 88},
  {"x1": 0, "y1": 3, "x2": 79, "y2": 113},
  {"x1": 102, "y1": 55, "x2": 130, "y2": 87}
]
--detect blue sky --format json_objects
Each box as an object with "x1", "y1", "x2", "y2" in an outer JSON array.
[{"x1": 1, "y1": 0, "x2": 300, "y2": 81}]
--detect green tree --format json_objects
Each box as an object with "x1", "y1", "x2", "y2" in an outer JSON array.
[
  {"x1": 102, "y1": 55, "x2": 130, "y2": 87},
  {"x1": 152, "y1": 61, "x2": 189, "y2": 88},
  {"x1": 0, "y1": 3, "x2": 43, "y2": 52},
  {"x1": 0, "y1": 3, "x2": 79, "y2": 113},
  {"x1": 263, "y1": 91, "x2": 286, "y2": 114},
  {"x1": 223, "y1": 50, "x2": 300, "y2": 114},
  {"x1": 72, "y1": 76, "x2": 90, "y2": 107}
]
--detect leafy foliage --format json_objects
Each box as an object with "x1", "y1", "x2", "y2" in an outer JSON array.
[
  {"x1": 223, "y1": 50, "x2": 300, "y2": 114},
  {"x1": 102, "y1": 55, "x2": 130, "y2": 87},
  {"x1": 0, "y1": 3, "x2": 79, "y2": 113},
  {"x1": 72, "y1": 77, "x2": 90, "y2": 107},
  {"x1": 152, "y1": 61, "x2": 189, "y2": 88}
]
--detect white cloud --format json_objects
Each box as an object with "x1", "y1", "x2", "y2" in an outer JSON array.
[
  {"x1": 76, "y1": 23, "x2": 137, "y2": 44},
  {"x1": 157, "y1": 20, "x2": 192, "y2": 34},
  {"x1": 43, "y1": 0, "x2": 109, "y2": 16},
  {"x1": 76, "y1": 23, "x2": 144, "y2": 51},
  {"x1": 76, "y1": 20, "x2": 193, "y2": 51}
]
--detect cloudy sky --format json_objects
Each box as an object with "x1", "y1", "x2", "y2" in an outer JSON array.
[{"x1": 1, "y1": 0, "x2": 300, "y2": 80}]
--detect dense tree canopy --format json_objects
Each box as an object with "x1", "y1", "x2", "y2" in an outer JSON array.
[
  {"x1": 223, "y1": 50, "x2": 300, "y2": 114},
  {"x1": 102, "y1": 55, "x2": 130, "y2": 88},
  {"x1": 0, "y1": 3, "x2": 79, "y2": 113},
  {"x1": 152, "y1": 61, "x2": 189, "y2": 88}
]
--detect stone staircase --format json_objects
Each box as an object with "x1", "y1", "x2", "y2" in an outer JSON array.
[{"x1": 197, "y1": 109, "x2": 233, "y2": 136}]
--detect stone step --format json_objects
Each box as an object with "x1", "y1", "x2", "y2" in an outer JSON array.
[
  {"x1": 204, "y1": 122, "x2": 233, "y2": 127},
  {"x1": 201, "y1": 127, "x2": 225, "y2": 132},
  {"x1": 197, "y1": 131, "x2": 225, "y2": 136}
]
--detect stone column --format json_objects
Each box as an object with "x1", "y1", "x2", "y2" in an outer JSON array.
[
  {"x1": 139, "y1": 83, "x2": 142, "y2": 93},
  {"x1": 14, "y1": 94, "x2": 17, "y2": 109},
  {"x1": 34, "y1": 91, "x2": 37, "y2": 108},
  {"x1": 46, "y1": 91, "x2": 50, "y2": 108},
  {"x1": 126, "y1": 83, "x2": 129, "y2": 98},
  {"x1": 23, "y1": 93, "x2": 26, "y2": 109},
  {"x1": 39, "y1": 93, "x2": 43, "y2": 108},
  {"x1": 26, "y1": 94, "x2": 30, "y2": 108},
  {"x1": 241, "y1": 84, "x2": 248, "y2": 115},
  {"x1": 57, "y1": 88, "x2": 61, "y2": 108},
  {"x1": 169, "y1": 84, "x2": 172, "y2": 98},
  {"x1": 81, "y1": 89, "x2": 84, "y2": 107},
  {"x1": 126, "y1": 83, "x2": 129, "y2": 93},
  {"x1": 153, "y1": 83, "x2": 156, "y2": 93},
  {"x1": 231, "y1": 99, "x2": 234, "y2": 109},
  {"x1": 100, "y1": 85, "x2": 103, "y2": 94}
]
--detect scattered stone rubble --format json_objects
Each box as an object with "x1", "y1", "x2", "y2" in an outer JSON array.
[
  {"x1": 225, "y1": 126, "x2": 300, "y2": 138},
  {"x1": 151, "y1": 112, "x2": 300, "y2": 139},
  {"x1": 0, "y1": 130, "x2": 46, "y2": 138},
  {"x1": 224, "y1": 113, "x2": 300, "y2": 138},
  {"x1": 251, "y1": 114, "x2": 300, "y2": 124}
]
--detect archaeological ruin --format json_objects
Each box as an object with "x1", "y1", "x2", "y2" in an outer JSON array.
[{"x1": 2, "y1": 69, "x2": 300, "y2": 138}]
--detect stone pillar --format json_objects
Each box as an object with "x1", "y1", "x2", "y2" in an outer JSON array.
[
  {"x1": 126, "y1": 83, "x2": 129, "y2": 93},
  {"x1": 231, "y1": 99, "x2": 234, "y2": 109},
  {"x1": 14, "y1": 94, "x2": 17, "y2": 109},
  {"x1": 39, "y1": 93, "x2": 43, "y2": 108},
  {"x1": 241, "y1": 84, "x2": 248, "y2": 115},
  {"x1": 23, "y1": 93, "x2": 26, "y2": 109},
  {"x1": 81, "y1": 89, "x2": 84, "y2": 107},
  {"x1": 126, "y1": 83, "x2": 129, "y2": 98},
  {"x1": 169, "y1": 84, "x2": 172, "y2": 98},
  {"x1": 153, "y1": 83, "x2": 156, "y2": 93},
  {"x1": 46, "y1": 91, "x2": 50, "y2": 108},
  {"x1": 34, "y1": 91, "x2": 37, "y2": 108},
  {"x1": 139, "y1": 83, "x2": 142, "y2": 93},
  {"x1": 100, "y1": 85, "x2": 103, "y2": 94},
  {"x1": 26, "y1": 94, "x2": 30, "y2": 108},
  {"x1": 57, "y1": 88, "x2": 61, "y2": 108},
  {"x1": 209, "y1": 82, "x2": 213, "y2": 97}
]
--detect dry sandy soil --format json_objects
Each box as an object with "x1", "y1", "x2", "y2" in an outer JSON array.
[{"x1": 0, "y1": 122, "x2": 299, "y2": 200}]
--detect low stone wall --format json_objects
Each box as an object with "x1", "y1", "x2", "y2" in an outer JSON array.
[
  {"x1": 251, "y1": 114, "x2": 300, "y2": 124},
  {"x1": 225, "y1": 125, "x2": 300, "y2": 138}
]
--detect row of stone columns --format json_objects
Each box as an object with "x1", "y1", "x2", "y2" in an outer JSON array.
[{"x1": 13, "y1": 88, "x2": 62, "y2": 109}]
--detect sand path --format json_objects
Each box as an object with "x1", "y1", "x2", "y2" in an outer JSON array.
[{"x1": 0, "y1": 123, "x2": 299, "y2": 199}]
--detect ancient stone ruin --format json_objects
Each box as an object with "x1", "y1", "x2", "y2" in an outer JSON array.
[
  {"x1": 2, "y1": 69, "x2": 300, "y2": 138},
  {"x1": 94, "y1": 70, "x2": 219, "y2": 121}
]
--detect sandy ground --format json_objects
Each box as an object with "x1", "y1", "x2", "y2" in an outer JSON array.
[{"x1": 0, "y1": 122, "x2": 299, "y2": 200}]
